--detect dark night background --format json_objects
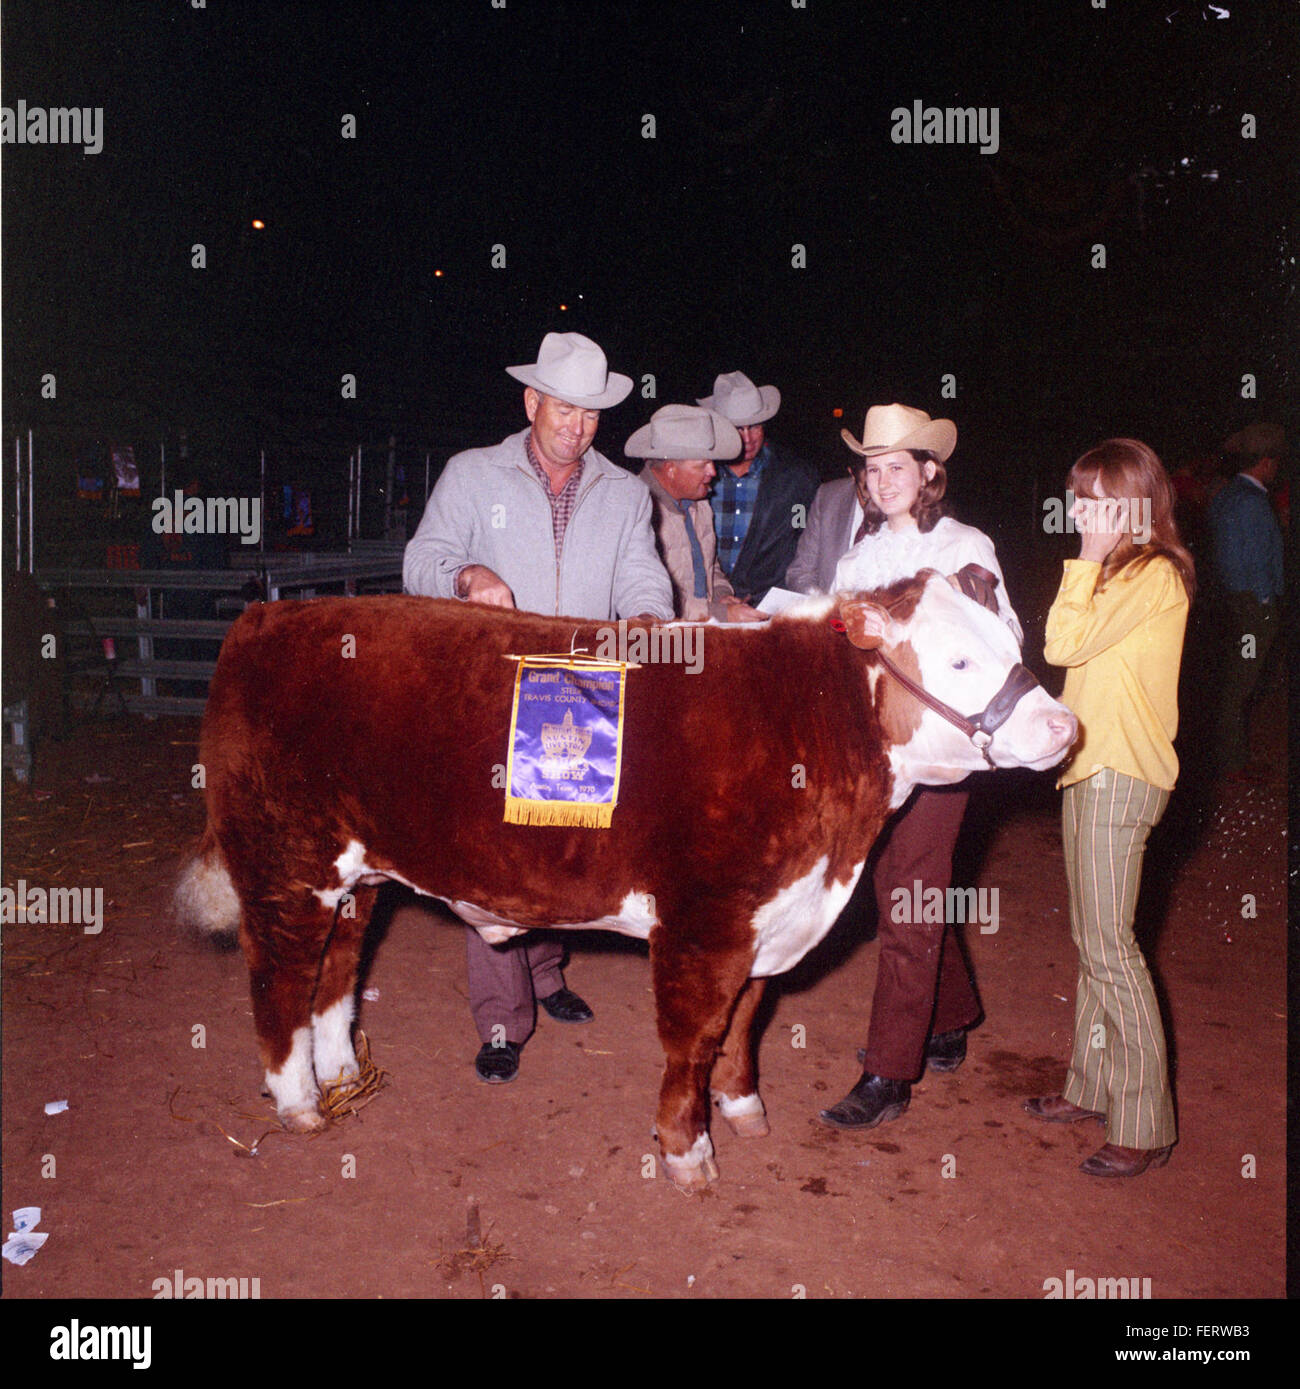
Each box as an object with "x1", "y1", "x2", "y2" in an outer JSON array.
[{"x1": 1, "y1": 0, "x2": 1294, "y2": 556}]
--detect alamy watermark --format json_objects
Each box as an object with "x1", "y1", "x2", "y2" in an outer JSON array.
[
  {"x1": 151, "y1": 490, "x2": 262, "y2": 546},
  {"x1": 594, "y1": 620, "x2": 703, "y2": 675},
  {"x1": 890, "y1": 879, "x2": 999, "y2": 934},
  {"x1": 890, "y1": 101, "x2": 999, "y2": 155},
  {"x1": 152, "y1": 1268, "x2": 261, "y2": 1298},
  {"x1": 1042, "y1": 491, "x2": 1152, "y2": 544},
  {"x1": 1043, "y1": 1267, "x2": 1151, "y2": 1299},
  {"x1": 2, "y1": 102, "x2": 103, "y2": 154},
  {"x1": 49, "y1": 1322, "x2": 150, "y2": 1369},
  {"x1": 2, "y1": 881, "x2": 103, "y2": 934}
]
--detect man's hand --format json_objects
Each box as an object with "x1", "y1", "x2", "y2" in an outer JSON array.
[
  {"x1": 724, "y1": 598, "x2": 768, "y2": 623},
  {"x1": 457, "y1": 564, "x2": 516, "y2": 608}
]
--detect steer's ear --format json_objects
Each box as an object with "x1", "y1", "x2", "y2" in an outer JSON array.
[
  {"x1": 948, "y1": 563, "x2": 1000, "y2": 614},
  {"x1": 837, "y1": 597, "x2": 890, "y2": 650}
]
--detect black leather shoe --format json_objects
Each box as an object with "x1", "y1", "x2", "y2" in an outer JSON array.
[
  {"x1": 474, "y1": 1041, "x2": 521, "y2": 1083},
  {"x1": 925, "y1": 1028, "x2": 968, "y2": 1073},
  {"x1": 817, "y1": 1073, "x2": 911, "y2": 1130},
  {"x1": 538, "y1": 986, "x2": 594, "y2": 1024}
]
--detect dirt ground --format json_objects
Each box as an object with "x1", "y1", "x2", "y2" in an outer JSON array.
[{"x1": 1, "y1": 676, "x2": 1287, "y2": 1304}]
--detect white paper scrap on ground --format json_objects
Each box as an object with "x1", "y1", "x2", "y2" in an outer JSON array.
[
  {"x1": 44, "y1": 1100, "x2": 69, "y2": 1115},
  {"x1": 756, "y1": 586, "x2": 806, "y2": 615},
  {"x1": 4, "y1": 1211, "x2": 47, "y2": 1266},
  {"x1": 2, "y1": 1231, "x2": 49, "y2": 1265}
]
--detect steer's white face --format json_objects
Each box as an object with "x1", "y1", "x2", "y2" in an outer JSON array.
[{"x1": 875, "y1": 573, "x2": 1077, "y2": 807}]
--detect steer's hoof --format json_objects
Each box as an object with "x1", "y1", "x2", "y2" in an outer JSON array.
[
  {"x1": 725, "y1": 1110, "x2": 771, "y2": 1139},
  {"x1": 662, "y1": 1138, "x2": 720, "y2": 1192},
  {"x1": 713, "y1": 1092, "x2": 770, "y2": 1139},
  {"x1": 279, "y1": 1104, "x2": 327, "y2": 1134},
  {"x1": 664, "y1": 1154, "x2": 720, "y2": 1193}
]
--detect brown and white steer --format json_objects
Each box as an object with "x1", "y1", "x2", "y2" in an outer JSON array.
[{"x1": 178, "y1": 571, "x2": 1076, "y2": 1189}]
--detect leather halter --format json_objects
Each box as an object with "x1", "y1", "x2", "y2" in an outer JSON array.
[
  {"x1": 831, "y1": 561, "x2": 1043, "y2": 768},
  {"x1": 872, "y1": 652, "x2": 1041, "y2": 768}
]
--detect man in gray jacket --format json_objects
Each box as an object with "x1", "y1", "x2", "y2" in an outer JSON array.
[
  {"x1": 404, "y1": 331, "x2": 673, "y2": 1083},
  {"x1": 785, "y1": 467, "x2": 870, "y2": 594}
]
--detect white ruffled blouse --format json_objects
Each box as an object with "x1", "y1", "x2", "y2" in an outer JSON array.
[{"x1": 833, "y1": 515, "x2": 1023, "y2": 643}]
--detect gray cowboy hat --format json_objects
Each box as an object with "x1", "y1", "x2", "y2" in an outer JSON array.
[
  {"x1": 624, "y1": 405, "x2": 742, "y2": 461},
  {"x1": 505, "y1": 331, "x2": 633, "y2": 409},
  {"x1": 696, "y1": 371, "x2": 781, "y2": 426}
]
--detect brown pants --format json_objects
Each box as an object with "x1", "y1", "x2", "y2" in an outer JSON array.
[
  {"x1": 862, "y1": 785, "x2": 982, "y2": 1082},
  {"x1": 466, "y1": 928, "x2": 566, "y2": 1045}
]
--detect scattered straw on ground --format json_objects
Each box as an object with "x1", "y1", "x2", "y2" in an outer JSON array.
[
  {"x1": 317, "y1": 1030, "x2": 388, "y2": 1125},
  {"x1": 435, "y1": 1199, "x2": 514, "y2": 1287}
]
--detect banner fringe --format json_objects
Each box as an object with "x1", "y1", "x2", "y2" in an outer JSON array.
[{"x1": 503, "y1": 798, "x2": 615, "y2": 829}]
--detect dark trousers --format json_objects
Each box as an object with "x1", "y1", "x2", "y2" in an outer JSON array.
[
  {"x1": 862, "y1": 785, "x2": 982, "y2": 1082},
  {"x1": 1214, "y1": 592, "x2": 1278, "y2": 772},
  {"x1": 466, "y1": 928, "x2": 565, "y2": 1045}
]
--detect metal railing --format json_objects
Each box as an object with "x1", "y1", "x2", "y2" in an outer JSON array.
[{"x1": 35, "y1": 554, "x2": 405, "y2": 717}]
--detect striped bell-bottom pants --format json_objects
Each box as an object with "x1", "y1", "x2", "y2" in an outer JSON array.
[{"x1": 1061, "y1": 768, "x2": 1176, "y2": 1149}]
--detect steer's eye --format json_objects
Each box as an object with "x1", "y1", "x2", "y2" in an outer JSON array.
[{"x1": 951, "y1": 659, "x2": 969, "y2": 671}]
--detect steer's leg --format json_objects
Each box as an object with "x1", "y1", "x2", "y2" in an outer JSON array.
[
  {"x1": 312, "y1": 885, "x2": 378, "y2": 1093},
  {"x1": 650, "y1": 928, "x2": 751, "y2": 1191},
  {"x1": 711, "y1": 977, "x2": 771, "y2": 1138},
  {"x1": 239, "y1": 895, "x2": 336, "y2": 1133}
]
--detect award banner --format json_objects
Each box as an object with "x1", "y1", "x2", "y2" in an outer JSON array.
[{"x1": 503, "y1": 658, "x2": 628, "y2": 828}]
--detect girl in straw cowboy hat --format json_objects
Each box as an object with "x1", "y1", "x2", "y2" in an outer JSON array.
[
  {"x1": 1026, "y1": 438, "x2": 1194, "y2": 1176},
  {"x1": 819, "y1": 404, "x2": 1020, "y2": 1131}
]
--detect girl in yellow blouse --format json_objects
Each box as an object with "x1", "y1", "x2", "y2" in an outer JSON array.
[{"x1": 1027, "y1": 439, "x2": 1195, "y2": 1177}]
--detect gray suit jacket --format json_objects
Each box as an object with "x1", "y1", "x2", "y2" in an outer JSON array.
[{"x1": 785, "y1": 478, "x2": 860, "y2": 594}]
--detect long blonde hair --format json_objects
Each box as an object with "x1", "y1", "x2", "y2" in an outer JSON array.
[{"x1": 1068, "y1": 438, "x2": 1196, "y2": 601}]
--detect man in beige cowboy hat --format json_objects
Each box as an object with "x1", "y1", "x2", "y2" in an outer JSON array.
[
  {"x1": 625, "y1": 404, "x2": 766, "y2": 622},
  {"x1": 404, "y1": 330, "x2": 673, "y2": 1083},
  {"x1": 697, "y1": 370, "x2": 819, "y2": 605}
]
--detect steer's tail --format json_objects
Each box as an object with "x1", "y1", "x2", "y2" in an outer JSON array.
[{"x1": 174, "y1": 826, "x2": 241, "y2": 948}]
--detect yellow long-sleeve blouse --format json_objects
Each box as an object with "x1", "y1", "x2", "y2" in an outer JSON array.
[{"x1": 1044, "y1": 556, "x2": 1189, "y2": 791}]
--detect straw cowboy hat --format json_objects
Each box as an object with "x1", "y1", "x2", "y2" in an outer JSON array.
[
  {"x1": 624, "y1": 405, "x2": 742, "y2": 461},
  {"x1": 841, "y1": 403, "x2": 957, "y2": 462},
  {"x1": 505, "y1": 331, "x2": 633, "y2": 410},
  {"x1": 696, "y1": 371, "x2": 781, "y2": 426},
  {"x1": 1221, "y1": 422, "x2": 1285, "y2": 458}
]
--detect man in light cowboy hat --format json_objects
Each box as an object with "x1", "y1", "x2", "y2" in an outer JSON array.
[
  {"x1": 626, "y1": 404, "x2": 766, "y2": 622},
  {"x1": 697, "y1": 371, "x2": 819, "y2": 605},
  {"x1": 404, "y1": 330, "x2": 673, "y2": 1083}
]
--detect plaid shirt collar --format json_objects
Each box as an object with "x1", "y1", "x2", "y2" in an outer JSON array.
[
  {"x1": 525, "y1": 431, "x2": 586, "y2": 555},
  {"x1": 716, "y1": 442, "x2": 769, "y2": 492}
]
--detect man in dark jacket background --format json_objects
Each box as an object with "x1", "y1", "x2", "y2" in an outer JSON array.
[
  {"x1": 698, "y1": 371, "x2": 819, "y2": 604},
  {"x1": 1207, "y1": 421, "x2": 1286, "y2": 778}
]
